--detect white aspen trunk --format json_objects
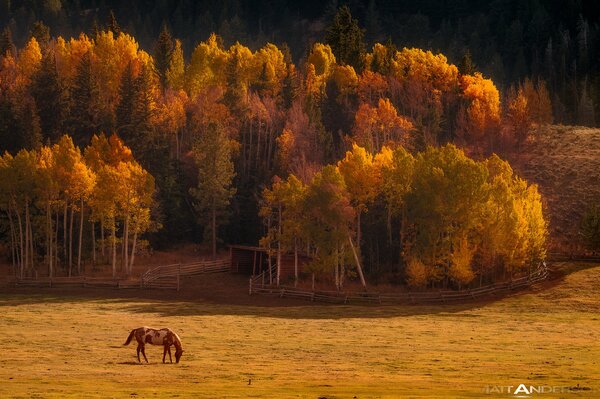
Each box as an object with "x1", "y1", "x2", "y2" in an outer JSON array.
[
  {"x1": 334, "y1": 243, "x2": 339, "y2": 291},
  {"x1": 28, "y1": 204, "x2": 34, "y2": 272},
  {"x1": 357, "y1": 210, "x2": 362, "y2": 250},
  {"x1": 340, "y1": 244, "x2": 345, "y2": 290},
  {"x1": 77, "y1": 197, "x2": 84, "y2": 275},
  {"x1": 69, "y1": 205, "x2": 74, "y2": 277},
  {"x1": 55, "y1": 210, "x2": 59, "y2": 271},
  {"x1": 294, "y1": 237, "x2": 298, "y2": 288},
  {"x1": 129, "y1": 228, "x2": 138, "y2": 272},
  {"x1": 47, "y1": 202, "x2": 53, "y2": 278},
  {"x1": 63, "y1": 202, "x2": 67, "y2": 263},
  {"x1": 100, "y1": 219, "x2": 105, "y2": 259},
  {"x1": 123, "y1": 215, "x2": 129, "y2": 275},
  {"x1": 276, "y1": 203, "x2": 281, "y2": 286},
  {"x1": 175, "y1": 128, "x2": 180, "y2": 160},
  {"x1": 111, "y1": 218, "x2": 116, "y2": 278},
  {"x1": 387, "y1": 206, "x2": 392, "y2": 245},
  {"x1": 211, "y1": 206, "x2": 217, "y2": 260},
  {"x1": 267, "y1": 215, "x2": 272, "y2": 284},
  {"x1": 7, "y1": 205, "x2": 17, "y2": 273},
  {"x1": 16, "y1": 203, "x2": 24, "y2": 278},
  {"x1": 347, "y1": 232, "x2": 367, "y2": 290},
  {"x1": 400, "y1": 204, "x2": 407, "y2": 267},
  {"x1": 24, "y1": 199, "x2": 30, "y2": 275},
  {"x1": 91, "y1": 221, "x2": 96, "y2": 266}
]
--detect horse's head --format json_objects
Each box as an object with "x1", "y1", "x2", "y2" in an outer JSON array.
[{"x1": 175, "y1": 348, "x2": 184, "y2": 363}]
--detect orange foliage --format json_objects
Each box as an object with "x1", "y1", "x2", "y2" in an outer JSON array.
[
  {"x1": 456, "y1": 72, "x2": 501, "y2": 146},
  {"x1": 357, "y1": 70, "x2": 388, "y2": 105},
  {"x1": 352, "y1": 98, "x2": 414, "y2": 152}
]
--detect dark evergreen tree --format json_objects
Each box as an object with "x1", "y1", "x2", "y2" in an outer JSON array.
[
  {"x1": 0, "y1": 27, "x2": 15, "y2": 57},
  {"x1": 154, "y1": 24, "x2": 174, "y2": 89},
  {"x1": 325, "y1": 5, "x2": 366, "y2": 71},
  {"x1": 107, "y1": 10, "x2": 121, "y2": 35},
  {"x1": 281, "y1": 63, "x2": 299, "y2": 109},
  {"x1": 68, "y1": 51, "x2": 101, "y2": 146},
  {"x1": 30, "y1": 21, "x2": 51, "y2": 49},
  {"x1": 458, "y1": 50, "x2": 476, "y2": 75},
  {"x1": 222, "y1": 49, "x2": 247, "y2": 115},
  {"x1": 30, "y1": 51, "x2": 67, "y2": 143}
]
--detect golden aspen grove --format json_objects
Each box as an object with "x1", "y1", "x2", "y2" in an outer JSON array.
[{"x1": 1, "y1": 2, "x2": 599, "y2": 398}]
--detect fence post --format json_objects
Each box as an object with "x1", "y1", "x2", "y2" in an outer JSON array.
[
  {"x1": 249, "y1": 277, "x2": 253, "y2": 295},
  {"x1": 177, "y1": 264, "x2": 181, "y2": 292}
]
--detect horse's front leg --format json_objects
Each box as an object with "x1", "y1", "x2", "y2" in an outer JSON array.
[
  {"x1": 168, "y1": 345, "x2": 173, "y2": 363},
  {"x1": 162, "y1": 345, "x2": 167, "y2": 364}
]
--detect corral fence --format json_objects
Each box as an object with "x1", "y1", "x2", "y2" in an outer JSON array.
[
  {"x1": 547, "y1": 252, "x2": 600, "y2": 262},
  {"x1": 141, "y1": 258, "x2": 229, "y2": 290},
  {"x1": 248, "y1": 262, "x2": 550, "y2": 305},
  {"x1": 11, "y1": 258, "x2": 230, "y2": 291}
]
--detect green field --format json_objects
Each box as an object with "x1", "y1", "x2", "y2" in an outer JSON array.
[{"x1": 1, "y1": 263, "x2": 599, "y2": 399}]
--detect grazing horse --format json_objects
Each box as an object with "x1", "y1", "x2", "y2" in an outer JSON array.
[{"x1": 123, "y1": 327, "x2": 184, "y2": 363}]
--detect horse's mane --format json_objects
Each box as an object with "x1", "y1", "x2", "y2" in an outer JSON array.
[{"x1": 172, "y1": 331, "x2": 182, "y2": 345}]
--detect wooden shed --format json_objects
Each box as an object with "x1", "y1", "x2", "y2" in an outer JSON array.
[{"x1": 229, "y1": 245, "x2": 311, "y2": 279}]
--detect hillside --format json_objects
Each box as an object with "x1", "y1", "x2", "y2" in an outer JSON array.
[{"x1": 510, "y1": 125, "x2": 600, "y2": 252}]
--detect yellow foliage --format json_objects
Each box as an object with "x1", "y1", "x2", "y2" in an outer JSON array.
[
  {"x1": 186, "y1": 34, "x2": 229, "y2": 97},
  {"x1": 353, "y1": 98, "x2": 414, "y2": 152},
  {"x1": 406, "y1": 257, "x2": 429, "y2": 287},
  {"x1": 449, "y1": 237, "x2": 476, "y2": 285},
  {"x1": 337, "y1": 144, "x2": 380, "y2": 211},
  {"x1": 460, "y1": 72, "x2": 501, "y2": 138},
  {"x1": 391, "y1": 47, "x2": 459, "y2": 93},
  {"x1": 332, "y1": 64, "x2": 358, "y2": 96},
  {"x1": 54, "y1": 34, "x2": 93, "y2": 82},
  {"x1": 17, "y1": 37, "x2": 42, "y2": 85},
  {"x1": 307, "y1": 43, "x2": 336, "y2": 77}
]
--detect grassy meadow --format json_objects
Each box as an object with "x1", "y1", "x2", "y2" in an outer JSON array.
[{"x1": 1, "y1": 262, "x2": 599, "y2": 399}]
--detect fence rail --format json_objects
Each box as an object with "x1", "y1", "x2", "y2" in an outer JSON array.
[
  {"x1": 11, "y1": 258, "x2": 230, "y2": 291},
  {"x1": 249, "y1": 263, "x2": 549, "y2": 305},
  {"x1": 141, "y1": 258, "x2": 229, "y2": 290}
]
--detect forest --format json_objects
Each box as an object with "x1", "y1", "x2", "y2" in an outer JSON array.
[{"x1": 0, "y1": 3, "x2": 558, "y2": 288}]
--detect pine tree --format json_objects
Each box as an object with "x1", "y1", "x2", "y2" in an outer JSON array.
[
  {"x1": 107, "y1": 10, "x2": 121, "y2": 36},
  {"x1": 30, "y1": 21, "x2": 51, "y2": 50},
  {"x1": 154, "y1": 24, "x2": 174, "y2": 89},
  {"x1": 69, "y1": 51, "x2": 101, "y2": 146},
  {"x1": 0, "y1": 26, "x2": 15, "y2": 57},
  {"x1": 458, "y1": 50, "x2": 476, "y2": 75},
  {"x1": 117, "y1": 63, "x2": 157, "y2": 167},
  {"x1": 166, "y1": 39, "x2": 185, "y2": 91},
  {"x1": 222, "y1": 48, "x2": 247, "y2": 115},
  {"x1": 31, "y1": 50, "x2": 67, "y2": 143},
  {"x1": 189, "y1": 122, "x2": 237, "y2": 259},
  {"x1": 281, "y1": 63, "x2": 298, "y2": 109},
  {"x1": 325, "y1": 5, "x2": 365, "y2": 71}
]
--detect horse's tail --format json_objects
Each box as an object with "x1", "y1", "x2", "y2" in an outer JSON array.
[{"x1": 123, "y1": 329, "x2": 136, "y2": 346}]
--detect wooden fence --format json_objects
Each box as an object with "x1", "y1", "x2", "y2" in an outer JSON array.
[
  {"x1": 248, "y1": 263, "x2": 550, "y2": 305},
  {"x1": 12, "y1": 276, "x2": 142, "y2": 289},
  {"x1": 11, "y1": 258, "x2": 230, "y2": 291},
  {"x1": 140, "y1": 258, "x2": 230, "y2": 290}
]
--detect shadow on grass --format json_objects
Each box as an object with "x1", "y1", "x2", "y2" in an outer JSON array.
[{"x1": 1, "y1": 262, "x2": 593, "y2": 320}]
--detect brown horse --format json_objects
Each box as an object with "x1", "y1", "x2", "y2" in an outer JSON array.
[{"x1": 124, "y1": 327, "x2": 184, "y2": 363}]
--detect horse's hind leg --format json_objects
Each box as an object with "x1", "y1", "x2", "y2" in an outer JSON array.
[
  {"x1": 141, "y1": 344, "x2": 148, "y2": 363},
  {"x1": 162, "y1": 345, "x2": 167, "y2": 364},
  {"x1": 168, "y1": 346, "x2": 172, "y2": 363},
  {"x1": 136, "y1": 344, "x2": 142, "y2": 363}
]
